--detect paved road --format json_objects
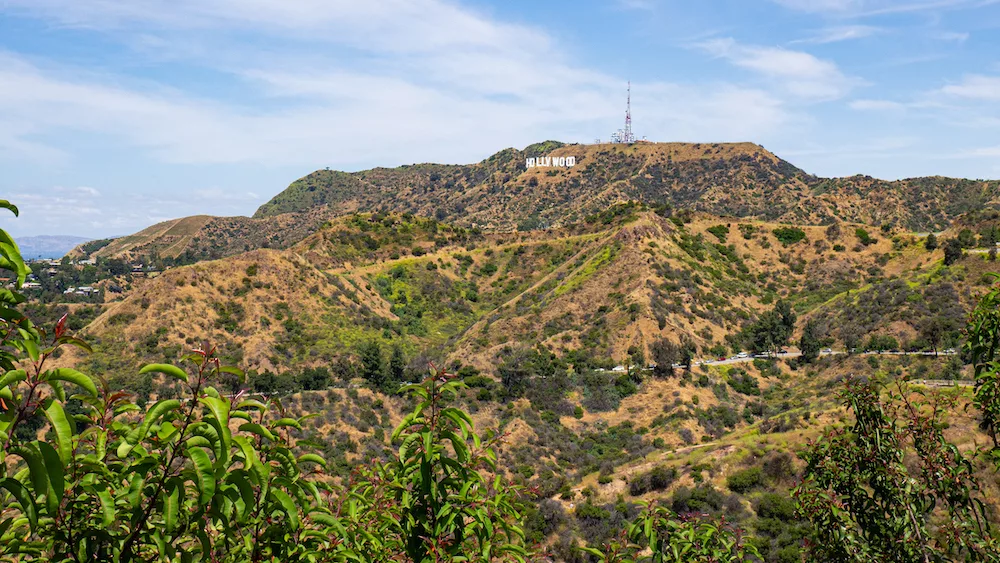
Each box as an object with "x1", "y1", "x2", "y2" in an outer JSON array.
[{"x1": 602, "y1": 350, "x2": 959, "y2": 373}]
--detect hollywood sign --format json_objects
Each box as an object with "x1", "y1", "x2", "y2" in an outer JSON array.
[{"x1": 526, "y1": 156, "x2": 576, "y2": 168}]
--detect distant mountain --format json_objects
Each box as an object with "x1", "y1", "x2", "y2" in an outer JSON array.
[
  {"x1": 255, "y1": 141, "x2": 1000, "y2": 233},
  {"x1": 18, "y1": 235, "x2": 93, "y2": 259},
  {"x1": 78, "y1": 141, "x2": 1000, "y2": 264}
]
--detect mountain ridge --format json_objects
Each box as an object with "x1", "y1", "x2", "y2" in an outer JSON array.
[
  {"x1": 72, "y1": 141, "x2": 1000, "y2": 264},
  {"x1": 18, "y1": 235, "x2": 93, "y2": 259}
]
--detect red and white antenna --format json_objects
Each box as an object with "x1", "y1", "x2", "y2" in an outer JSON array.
[
  {"x1": 611, "y1": 81, "x2": 636, "y2": 144},
  {"x1": 625, "y1": 81, "x2": 634, "y2": 143}
]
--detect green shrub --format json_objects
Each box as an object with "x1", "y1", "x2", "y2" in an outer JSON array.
[
  {"x1": 756, "y1": 493, "x2": 795, "y2": 521},
  {"x1": 707, "y1": 224, "x2": 730, "y2": 242},
  {"x1": 855, "y1": 227, "x2": 876, "y2": 246},
  {"x1": 772, "y1": 227, "x2": 806, "y2": 246},
  {"x1": 728, "y1": 371, "x2": 761, "y2": 396},
  {"x1": 726, "y1": 467, "x2": 764, "y2": 493},
  {"x1": 628, "y1": 466, "x2": 678, "y2": 496}
]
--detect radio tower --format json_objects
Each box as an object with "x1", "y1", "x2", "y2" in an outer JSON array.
[
  {"x1": 611, "y1": 81, "x2": 636, "y2": 144},
  {"x1": 624, "y1": 81, "x2": 634, "y2": 143}
]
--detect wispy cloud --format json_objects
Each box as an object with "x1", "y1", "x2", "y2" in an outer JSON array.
[
  {"x1": 967, "y1": 146, "x2": 1000, "y2": 157},
  {"x1": 697, "y1": 38, "x2": 862, "y2": 101},
  {"x1": 616, "y1": 0, "x2": 657, "y2": 9},
  {"x1": 934, "y1": 31, "x2": 970, "y2": 42},
  {"x1": 0, "y1": 0, "x2": 804, "y2": 237},
  {"x1": 772, "y1": 0, "x2": 1000, "y2": 16},
  {"x1": 792, "y1": 25, "x2": 883, "y2": 44},
  {"x1": 941, "y1": 74, "x2": 1000, "y2": 100},
  {"x1": 772, "y1": 0, "x2": 861, "y2": 12},
  {"x1": 850, "y1": 99, "x2": 907, "y2": 110},
  {"x1": 0, "y1": 0, "x2": 799, "y2": 171}
]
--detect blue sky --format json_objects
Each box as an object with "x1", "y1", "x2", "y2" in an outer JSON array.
[{"x1": 2, "y1": 0, "x2": 1000, "y2": 238}]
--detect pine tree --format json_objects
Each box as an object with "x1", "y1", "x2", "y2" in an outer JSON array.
[
  {"x1": 389, "y1": 344, "x2": 406, "y2": 387},
  {"x1": 799, "y1": 320, "x2": 821, "y2": 363},
  {"x1": 359, "y1": 339, "x2": 385, "y2": 388},
  {"x1": 943, "y1": 238, "x2": 963, "y2": 266}
]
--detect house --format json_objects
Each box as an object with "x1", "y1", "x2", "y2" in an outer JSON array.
[{"x1": 22, "y1": 282, "x2": 41, "y2": 290}]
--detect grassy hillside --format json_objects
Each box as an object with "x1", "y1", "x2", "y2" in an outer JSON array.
[
  {"x1": 77, "y1": 141, "x2": 1000, "y2": 268},
  {"x1": 69, "y1": 209, "x2": 331, "y2": 264},
  {"x1": 69, "y1": 205, "x2": 994, "y2": 387},
  {"x1": 257, "y1": 141, "x2": 1000, "y2": 233},
  {"x1": 49, "y1": 204, "x2": 1000, "y2": 561}
]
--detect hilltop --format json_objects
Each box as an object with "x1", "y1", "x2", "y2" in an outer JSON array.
[
  {"x1": 73, "y1": 141, "x2": 1000, "y2": 265},
  {"x1": 257, "y1": 141, "x2": 1000, "y2": 232},
  {"x1": 70, "y1": 208, "x2": 332, "y2": 264}
]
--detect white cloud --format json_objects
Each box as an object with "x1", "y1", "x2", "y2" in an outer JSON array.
[
  {"x1": 0, "y1": 0, "x2": 798, "y2": 170},
  {"x1": 934, "y1": 31, "x2": 970, "y2": 42},
  {"x1": 968, "y1": 146, "x2": 1000, "y2": 156},
  {"x1": 772, "y1": 0, "x2": 1000, "y2": 15},
  {"x1": 779, "y1": 136, "x2": 919, "y2": 158},
  {"x1": 616, "y1": 0, "x2": 657, "y2": 9},
  {"x1": 697, "y1": 38, "x2": 861, "y2": 101},
  {"x1": 191, "y1": 188, "x2": 262, "y2": 202},
  {"x1": 941, "y1": 75, "x2": 1000, "y2": 100},
  {"x1": 772, "y1": 0, "x2": 861, "y2": 12},
  {"x1": 6, "y1": 190, "x2": 104, "y2": 238},
  {"x1": 849, "y1": 99, "x2": 907, "y2": 110},
  {"x1": 2, "y1": 0, "x2": 551, "y2": 55},
  {"x1": 792, "y1": 25, "x2": 883, "y2": 44}
]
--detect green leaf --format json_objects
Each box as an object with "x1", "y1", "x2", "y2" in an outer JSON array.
[
  {"x1": 127, "y1": 474, "x2": 145, "y2": 510},
  {"x1": 0, "y1": 478, "x2": 36, "y2": 530},
  {"x1": 271, "y1": 489, "x2": 300, "y2": 530},
  {"x1": 218, "y1": 365, "x2": 245, "y2": 381},
  {"x1": 199, "y1": 396, "x2": 231, "y2": 467},
  {"x1": 119, "y1": 399, "x2": 181, "y2": 458},
  {"x1": 164, "y1": 478, "x2": 181, "y2": 533},
  {"x1": 296, "y1": 453, "x2": 326, "y2": 468},
  {"x1": 0, "y1": 369, "x2": 26, "y2": 390},
  {"x1": 238, "y1": 423, "x2": 275, "y2": 442},
  {"x1": 0, "y1": 201, "x2": 19, "y2": 217},
  {"x1": 232, "y1": 436, "x2": 259, "y2": 471},
  {"x1": 272, "y1": 418, "x2": 302, "y2": 430},
  {"x1": 96, "y1": 486, "x2": 115, "y2": 528},
  {"x1": 43, "y1": 399, "x2": 75, "y2": 466},
  {"x1": 54, "y1": 335, "x2": 93, "y2": 354},
  {"x1": 227, "y1": 471, "x2": 254, "y2": 523},
  {"x1": 38, "y1": 442, "x2": 64, "y2": 513},
  {"x1": 188, "y1": 447, "x2": 216, "y2": 506},
  {"x1": 9, "y1": 445, "x2": 49, "y2": 511},
  {"x1": 235, "y1": 399, "x2": 267, "y2": 411},
  {"x1": 42, "y1": 368, "x2": 97, "y2": 397},
  {"x1": 139, "y1": 363, "x2": 189, "y2": 384},
  {"x1": 21, "y1": 336, "x2": 40, "y2": 363}
]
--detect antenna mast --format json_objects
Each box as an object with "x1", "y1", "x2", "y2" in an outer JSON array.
[
  {"x1": 610, "y1": 81, "x2": 636, "y2": 144},
  {"x1": 625, "y1": 81, "x2": 633, "y2": 143}
]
